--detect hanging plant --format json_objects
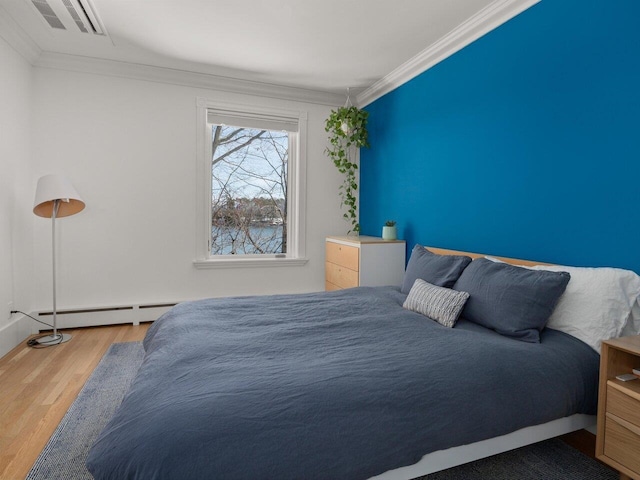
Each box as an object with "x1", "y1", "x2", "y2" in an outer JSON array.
[{"x1": 324, "y1": 105, "x2": 369, "y2": 234}]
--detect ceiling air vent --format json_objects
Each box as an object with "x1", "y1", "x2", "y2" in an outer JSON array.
[
  {"x1": 61, "y1": 0, "x2": 88, "y2": 33},
  {"x1": 31, "y1": 0, "x2": 65, "y2": 30},
  {"x1": 31, "y1": 0, "x2": 106, "y2": 36}
]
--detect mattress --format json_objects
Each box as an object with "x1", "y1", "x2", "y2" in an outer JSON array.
[{"x1": 86, "y1": 286, "x2": 599, "y2": 479}]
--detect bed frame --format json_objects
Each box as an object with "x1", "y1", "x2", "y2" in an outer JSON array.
[
  {"x1": 371, "y1": 246, "x2": 597, "y2": 479},
  {"x1": 373, "y1": 414, "x2": 596, "y2": 479}
]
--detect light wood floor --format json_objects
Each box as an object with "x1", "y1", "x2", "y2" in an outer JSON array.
[{"x1": 0, "y1": 323, "x2": 150, "y2": 479}]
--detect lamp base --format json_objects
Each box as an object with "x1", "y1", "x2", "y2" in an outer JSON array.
[{"x1": 36, "y1": 333, "x2": 72, "y2": 345}]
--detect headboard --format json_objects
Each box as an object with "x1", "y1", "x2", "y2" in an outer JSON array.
[{"x1": 427, "y1": 247, "x2": 550, "y2": 267}]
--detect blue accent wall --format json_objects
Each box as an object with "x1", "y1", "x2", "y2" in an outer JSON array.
[{"x1": 360, "y1": 0, "x2": 640, "y2": 272}]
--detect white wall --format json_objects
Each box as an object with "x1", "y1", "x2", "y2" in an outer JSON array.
[
  {"x1": 30, "y1": 67, "x2": 346, "y2": 315},
  {"x1": 0, "y1": 35, "x2": 34, "y2": 356}
]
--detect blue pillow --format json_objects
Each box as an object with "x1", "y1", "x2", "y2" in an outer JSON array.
[
  {"x1": 453, "y1": 258, "x2": 570, "y2": 343},
  {"x1": 401, "y1": 245, "x2": 472, "y2": 294}
]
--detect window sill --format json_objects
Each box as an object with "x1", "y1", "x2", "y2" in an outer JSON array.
[{"x1": 193, "y1": 257, "x2": 309, "y2": 269}]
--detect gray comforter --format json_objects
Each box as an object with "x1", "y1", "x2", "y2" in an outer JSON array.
[{"x1": 86, "y1": 286, "x2": 599, "y2": 479}]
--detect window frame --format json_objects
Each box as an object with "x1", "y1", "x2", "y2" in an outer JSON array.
[{"x1": 194, "y1": 97, "x2": 308, "y2": 269}]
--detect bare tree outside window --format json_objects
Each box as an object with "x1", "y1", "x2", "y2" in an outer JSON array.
[{"x1": 210, "y1": 125, "x2": 288, "y2": 255}]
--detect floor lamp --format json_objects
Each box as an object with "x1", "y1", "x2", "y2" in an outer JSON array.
[{"x1": 33, "y1": 174, "x2": 85, "y2": 345}]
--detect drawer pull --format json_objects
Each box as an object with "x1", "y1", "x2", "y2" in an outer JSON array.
[{"x1": 606, "y1": 412, "x2": 640, "y2": 437}]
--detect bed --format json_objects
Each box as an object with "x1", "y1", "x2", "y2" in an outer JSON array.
[{"x1": 86, "y1": 247, "x2": 640, "y2": 479}]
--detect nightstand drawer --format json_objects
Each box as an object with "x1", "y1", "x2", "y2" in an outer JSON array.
[
  {"x1": 597, "y1": 337, "x2": 640, "y2": 478},
  {"x1": 326, "y1": 242, "x2": 359, "y2": 271},
  {"x1": 607, "y1": 384, "x2": 640, "y2": 428},
  {"x1": 604, "y1": 413, "x2": 640, "y2": 475},
  {"x1": 325, "y1": 262, "x2": 358, "y2": 289}
]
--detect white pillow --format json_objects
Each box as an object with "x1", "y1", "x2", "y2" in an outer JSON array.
[
  {"x1": 532, "y1": 264, "x2": 640, "y2": 352},
  {"x1": 620, "y1": 299, "x2": 640, "y2": 337}
]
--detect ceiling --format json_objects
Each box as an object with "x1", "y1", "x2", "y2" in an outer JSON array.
[{"x1": 2, "y1": 0, "x2": 512, "y2": 97}]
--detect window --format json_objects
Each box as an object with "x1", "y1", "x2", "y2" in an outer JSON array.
[{"x1": 195, "y1": 98, "x2": 307, "y2": 268}]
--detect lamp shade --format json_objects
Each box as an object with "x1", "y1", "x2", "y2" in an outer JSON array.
[{"x1": 33, "y1": 174, "x2": 85, "y2": 218}]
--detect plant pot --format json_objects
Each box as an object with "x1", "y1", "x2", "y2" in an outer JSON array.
[{"x1": 382, "y1": 226, "x2": 397, "y2": 241}]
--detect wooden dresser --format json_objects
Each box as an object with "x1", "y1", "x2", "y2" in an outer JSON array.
[
  {"x1": 596, "y1": 335, "x2": 640, "y2": 480},
  {"x1": 325, "y1": 236, "x2": 405, "y2": 291}
]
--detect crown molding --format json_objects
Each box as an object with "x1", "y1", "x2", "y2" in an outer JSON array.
[
  {"x1": 356, "y1": 0, "x2": 541, "y2": 107},
  {"x1": 3, "y1": 0, "x2": 540, "y2": 108},
  {"x1": 34, "y1": 52, "x2": 346, "y2": 107},
  {"x1": 0, "y1": 4, "x2": 336, "y2": 106},
  {"x1": 0, "y1": 6, "x2": 41, "y2": 64}
]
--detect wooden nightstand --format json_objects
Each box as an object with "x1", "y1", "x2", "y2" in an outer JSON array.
[
  {"x1": 596, "y1": 335, "x2": 640, "y2": 480},
  {"x1": 325, "y1": 236, "x2": 405, "y2": 291}
]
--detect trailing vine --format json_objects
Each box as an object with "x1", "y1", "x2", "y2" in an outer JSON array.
[{"x1": 324, "y1": 106, "x2": 369, "y2": 234}]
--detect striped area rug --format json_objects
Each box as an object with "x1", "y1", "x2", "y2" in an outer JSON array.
[{"x1": 26, "y1": 342, "x2": 144, "y2": 480}]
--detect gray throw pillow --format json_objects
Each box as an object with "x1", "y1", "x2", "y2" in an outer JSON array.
[
  {"x1": 453, "y1": 258, "x2": 570, "y2": 343},
  {"x1": 401, "y1": 245, "x2": 472, "y2": 294},
  {"x1": 403, "y1": 279, "x2": 470, "y2": 327}
]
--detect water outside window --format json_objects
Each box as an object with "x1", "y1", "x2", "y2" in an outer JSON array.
[{"x1": 210, "y1": 125, "x2": 288, "y2": 255}]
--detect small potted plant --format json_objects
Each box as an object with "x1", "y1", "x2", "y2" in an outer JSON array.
[{"x1": 382, "y1": 220, "x2": 397, "y2": 240}]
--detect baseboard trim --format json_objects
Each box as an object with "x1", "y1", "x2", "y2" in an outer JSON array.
[
  {"x1": 0, "y1": 302, "x2": 175, "y2": 358},
  {"x1": 34, "y1": 302, "x2": 177, "y2": 330},
  {"x1": 0, "y1": 314, "x2": 33, "y2": 359}
]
